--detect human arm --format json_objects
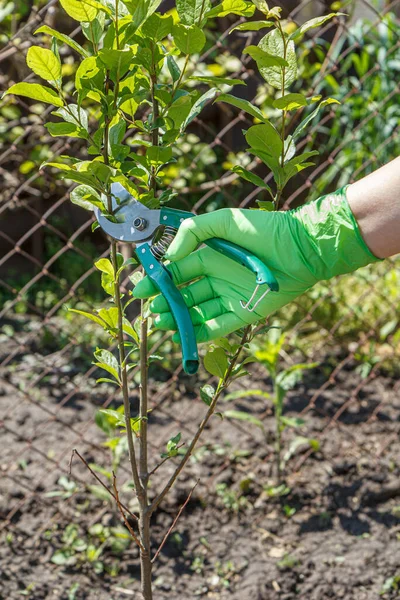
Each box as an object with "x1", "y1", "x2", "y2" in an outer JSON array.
[
  {"x1": 346, "y1": 157, "x2": 400, "y2": 259},
  {"x1": 134, "y1": 159, "x2": 399, "y2": 342}
]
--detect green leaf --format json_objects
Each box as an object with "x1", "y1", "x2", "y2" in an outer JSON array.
[
  {"x1": 283, "y1": 134, "x2": 296, "y2": 162},
  {"x1": 3, "y1": 83, "x2": 63, "y2": 106},
  {"x1": 96, "y1": 378, "x2": 120, "y2": 386},
  {"x1": 245, "y1": 123, "x2": 282, "y2": 159},
  {"x1": 176, "y1": 0, "x2": 211, "y2": 25},
  {"x1": 166, "y1": 432, "x2": 181, "y2": 454},
  {"x1": 97, "y1": 49, "x2": 134, "y2": 79},
  {"x1": 232, "y1": 165, "x2": 273, "y2": 196},
  {"x1": 27, "y1": 46, "x2": 61, "y2": 85},
  {"x1": 141, "y1": 13, "x2": 173, "y2": 40},
  {"x1": 59, "y1": 0, "x2": 99, "y2": 21},
  {"x1": 173, "y1": 24, "x2": 206, "y2": 54},
  {"x1": 52, "y1": 105, "x2": 88, "y2": 130},
  {"x1": 282, "y1": 151, "x2": 318, "y2": 185},
  {"x1": 206, "y1": 0, "x2": 255, "y2": 18},
  {"x1": 200, "y1": 384, "x2": 215, "y2": 406},
  {"x1": 258, "y1": 29, "x2": 297, "y2": 89},
  {"x1": 43, "y1": 162, "x2": 100, "y2": 188},
  {"x1": 34, "y1": 25, "x2": 88, "y2": 57},
  {"x1": 223, "y1": 410, "x2": 264, "y2": 430},
  {"x1": 248, "y1": 148, "x2": 284, "y2": 187},
  {"x1": 204, "y1": 346, "x2": 228, "y2": 378},
  {"x1": 167, "y1": 55, "x2": 181, "y2": 82},
  {"x1": 122, "y1": 318, "x2": 140, "y2": 343},
  {"x1": 51, "y1": 550, "x2": 74, "y2": 565},
  {"x1": 94, "y1": 258, "x2": 114, "y2": 276},
  {"x1": 68, "y1": 308, "x2": 107, "y2": 328},
  {"x1": 292, "y1": 98, "x2": 340, "y2": 140},
  {"x1": 290, "y1": 13, "x2": 345, "y2": 41},
  {"x1": 251, "y1": 0, "x2": 269, "y2": 13},
  {"x1": 280, "y1": 416, "x2": 305, "y2": 429},
  {"x1": 129, "y1": 271, "x2": 144, "y2": 287},
  {"x1": 189, "y1": 76, "x2": 245, "y2": 87},
  {"x1": 181, "y1": 88, "x2": 218, "y2": 131},
  {"x1": 230, "y1": 20, "x2": 273, "y2": 32},
  {"x1": 214, "y1": 93, "x2": 266, "y2": 122},
  {"x1": 75, "y1": 56, "x2": 104, "y2": 103},
  {"x1": 243, "y1": 45, "x2": 288, "y2": 68},
  {"x1": 146, "y1": 146, "x2": 173, "y2": 167},
  {"x1": 82, "y1": 15, "x2": 105, "y2": 44},
  {"x1": 283, "y1": 436, "x2": 320, "y2": 463},
  {"x1": 46, "y1": 122, "x2": 86, "y2": 138},
  {"x1": 94, "y1": 349, "x2": 120, "y2": 382},
  {"x1": 256, "y1": 200, "x2": 274, "y2": 211},
  {"x1": 276, "y1": 361, "x2": 318, "y2": 391},
  {"x1": 124, "y1": 0, "x2": 162, "y2": 30},
  {"x1": 273, "y1": 93, "x2": 307, "y2": 111},
  {"x1": 97, "y1": 307, "x2": 119, "y2": 330},
  {"x1": 99, "y1": 408, "x2": 125, "y2": 427}
]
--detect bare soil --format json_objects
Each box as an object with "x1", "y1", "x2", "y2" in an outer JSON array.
[{"x1": 1, "y1": 324, "x2": 400, "y2": 600}]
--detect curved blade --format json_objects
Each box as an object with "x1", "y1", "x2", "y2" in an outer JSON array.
[{"x1": 94, "y1": 182, "x2": 160, "y2": 243}]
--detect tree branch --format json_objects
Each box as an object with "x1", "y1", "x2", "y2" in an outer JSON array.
[
  {"x1": 149, "y1": 326, "x2": 252, "y2": 515},
  {"x1": 151, "y1": 480, "x2": 199, "y2": 563}
]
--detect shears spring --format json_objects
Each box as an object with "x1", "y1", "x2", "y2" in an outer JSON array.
[
  {"x1": 240, "y1": 284, "x2": 271, "y2": 313},
  {"x1": 151, "y1": 226, "x2": 177, "y2": 260}
]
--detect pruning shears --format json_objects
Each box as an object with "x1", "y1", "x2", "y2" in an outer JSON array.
[{"x1": 95, "y1": 183, "x2": 279, "y2": 375}]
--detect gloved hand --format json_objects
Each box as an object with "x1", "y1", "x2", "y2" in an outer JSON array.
[{"x1": 134, "y1": 186, "x2": 379, "y2": 342}]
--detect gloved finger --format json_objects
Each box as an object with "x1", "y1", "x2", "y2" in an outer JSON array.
[
  {"x1": 133, "y1": 249, "x2": 206, "y2": 299},
  {"x1": 150, "y1": 276, "x2": 214, "y2": 314},
  {"x1": 165, "y1": 209, "x2": 234, "y2": 261},
  {"x1": 154, "y1": 297, "x2": 225, "y2": 330},
  {"x1": 172, "y1": 312, "x2": 247, "y2": 344}
]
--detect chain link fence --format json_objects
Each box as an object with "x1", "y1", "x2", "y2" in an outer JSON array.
[{"x1": 0, "y1": 0, "x2": 399, "y2": 597}]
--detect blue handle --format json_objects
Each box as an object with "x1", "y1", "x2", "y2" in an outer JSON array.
[
  {"x1": 139, "y1": 243, "x2": 199, "y2": 375},
  {"x1": 160, "y1": 207, "x2": 279, "y2": 292},
  {"x1": 206, "y1": 239, "x2": 279, "y2": 291}
]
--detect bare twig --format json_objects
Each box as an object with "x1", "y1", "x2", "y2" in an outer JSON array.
[
  {"x1": 148, "y1": 443, "x2": 186, "y2": 479},
  {"x1": 69, "y1": 449, "x2": 138, "y2": 521},
  {"x1": 149, "y1": 326, "x2": 252, "y2": 515},
  {"x1": 112, "y1": 472, "x2": 144, "y2": 551},
  {"x1": 152, "y1": 480, "x2": 199, "y2": 563}
]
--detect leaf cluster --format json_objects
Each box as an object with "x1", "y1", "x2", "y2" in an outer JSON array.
[{"x1": 216, "y1": 3, "x2": 344, "y2": 206}]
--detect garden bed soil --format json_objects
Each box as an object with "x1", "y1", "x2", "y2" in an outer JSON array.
[{"x1": 0, "y1": 335, "x2": 400, "y2": 600}]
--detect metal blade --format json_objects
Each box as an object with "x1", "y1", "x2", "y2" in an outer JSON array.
[{"x1": 94, "y1": 182, "x2": 160, "y2": 244}]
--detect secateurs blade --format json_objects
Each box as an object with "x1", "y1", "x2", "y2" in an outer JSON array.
[{"x1": 95, "y1": 182, "x2": 279, "y2": 375}]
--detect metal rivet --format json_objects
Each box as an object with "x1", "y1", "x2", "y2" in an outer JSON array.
[
  {"x1": 141, "y1": 248, "x2": 146, "y2": 253},
  {"x1": 163, "y1": 215, "x2": 167, "y2": 221},
  {"x1": 150, "y1": 264, "x2": 154, "y2": 269}
]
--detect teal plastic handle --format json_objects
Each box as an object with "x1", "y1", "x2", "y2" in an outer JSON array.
[
  {"x1": 206, "y1": 238, "x2": 279, "y2": 291},
  {"x1": 138, "y1": 242, "x2": 199, "y2": 375},
  {"x1": 160, "y1": 207, "x2": 279, "y2": 292}
]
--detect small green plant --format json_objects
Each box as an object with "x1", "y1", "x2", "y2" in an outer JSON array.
[
  {"x1": 254, "y1": 328, "x2": 319, "y2": 482},
  {"x1": 51, "y1": 522, "x2": 131, "y2": 574},
  {"x1": 227, "y1": 326, "x2": 319, "y2": 482},
  {"x1": 45, "y1": 475, "x2": 79, "y2": 499},
  {"x1": 381, "y1": 574, "x2": 400, "y2": 596},
  {"x1": 215, "y1": 482, "x2": 249, "y2": 513}
]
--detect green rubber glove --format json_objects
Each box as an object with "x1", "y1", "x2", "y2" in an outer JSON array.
[{"x1": 134, "y1": 186, "x2": 380, "y2": 342}]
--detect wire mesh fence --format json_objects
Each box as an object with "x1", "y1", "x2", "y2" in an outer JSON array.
[{"x1": 0, "y1": 0, "x2": 399, "y2": 597}]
